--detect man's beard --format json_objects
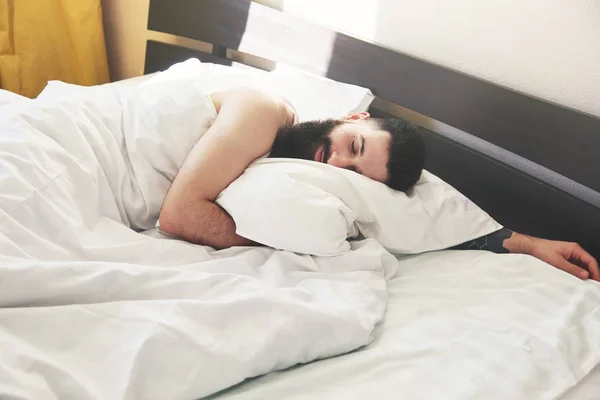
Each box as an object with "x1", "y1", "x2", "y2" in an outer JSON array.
[{"x1": 268, "y1": 119, "x2": 342, "y2": 162}]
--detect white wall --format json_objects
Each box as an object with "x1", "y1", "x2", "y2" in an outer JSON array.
[
  {"x1": 102, "y1": 0, "x2": 600, "y2": 118},
  {"x1": 260, "y1": 0, "x2": 600, "y2": 118}
]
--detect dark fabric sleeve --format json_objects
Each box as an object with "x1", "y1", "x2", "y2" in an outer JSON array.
[{"x1": 451, "y1": 228, "x2": 513, "y2": 254}]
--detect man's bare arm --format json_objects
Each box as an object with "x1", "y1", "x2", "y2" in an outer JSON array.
[
  {"x1": 158, "y1": 87, "x2": 293, "y2": 249},
  {"x1": 453, "y1": 228, "x2": 600, "y2": 281}
]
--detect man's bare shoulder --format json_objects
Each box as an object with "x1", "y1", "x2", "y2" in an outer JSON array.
[{"x1": 210, "y1": 87, "x2": 295, "y2": 126}]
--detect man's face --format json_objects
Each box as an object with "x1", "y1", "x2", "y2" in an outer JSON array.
[{"x1": 269, "y1": 113, "x2": 391, "y2": 183}]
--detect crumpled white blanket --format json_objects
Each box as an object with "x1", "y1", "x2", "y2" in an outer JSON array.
[{"x1": 0, "y1": 80, "x2": 397, "y2": 400}]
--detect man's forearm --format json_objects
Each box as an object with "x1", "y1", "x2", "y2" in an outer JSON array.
[
  {"x1": 156, "y1": 88, "x2": 289, "y2": 250},
  {"x1": 453, "y1": 228, "x2": 600, "y2": 281},
  {"x1": 159, "y1": 199, "x2": 256, "y2": 250}
]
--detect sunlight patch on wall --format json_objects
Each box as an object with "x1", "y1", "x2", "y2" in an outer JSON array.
[
  {"x1": 257, "y1": 0, "x2": 380, "y2": 42},
  {"x1": 241, "y1": 0, "x2": 357, "y2": 76}
]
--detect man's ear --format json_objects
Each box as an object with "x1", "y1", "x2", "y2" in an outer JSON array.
[{"x1": 342, "y1": 112, "x2": 370, "y2": 122}]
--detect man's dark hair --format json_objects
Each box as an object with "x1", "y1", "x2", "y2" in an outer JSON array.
[
  {"x1": 269, "y1": 117, "x2": 425, "y2": 192},
  {"x1": 375, "y1": 118, "x2": 426, "y2": 192}
]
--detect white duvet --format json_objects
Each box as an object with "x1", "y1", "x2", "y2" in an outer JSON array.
[
  {"x1": 0, "y1": 77, "x2": 399, "y2": 399},
  {"x1": 1, "y1": 71, "x2": 599, "y2": 400}
]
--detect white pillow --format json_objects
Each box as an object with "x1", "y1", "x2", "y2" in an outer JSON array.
[
  {"x1": 216, "y1": 159, "x2": 502, "y2": 256},
  {"x1": 38, "y1": 59, "x2": 374, "y2": 121},
  {"x1": 136, "y1": 60, "x2": 374, "y2": 121},
  {"x1": 269, "y1": 64, "x2": 375, "y2": 121}
]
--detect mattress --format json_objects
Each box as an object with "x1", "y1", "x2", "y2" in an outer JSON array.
[{"x1": 207, "y1": 250, "x2": 600, "y2": 400}]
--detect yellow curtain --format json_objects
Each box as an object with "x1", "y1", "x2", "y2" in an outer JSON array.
[{"x1": 0, "y1": 0, "x2": 109, "y2": 98}]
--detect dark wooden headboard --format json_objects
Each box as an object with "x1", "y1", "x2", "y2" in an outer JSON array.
[{"x1": 145, "y1": 0, "x2": 600, "y2": 258}]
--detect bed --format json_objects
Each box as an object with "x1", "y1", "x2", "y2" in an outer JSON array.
[
  {"x1": 0, "y1": 1, "x2": 599, "y2": 399},
  {"x1": 144, "y1": 0, "x2": 600, "y2": 398}
]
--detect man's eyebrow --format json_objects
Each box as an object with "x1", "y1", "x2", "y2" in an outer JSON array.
[{"x1": 360, "y1": 135, "x2": 365, "y2": 156}]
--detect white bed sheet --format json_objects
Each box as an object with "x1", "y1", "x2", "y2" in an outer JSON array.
[
  {"x1": 561, "y1": 363, "x2": 600, "y2": 400},
  {"x1": 207, "y1": 250, "x2": 600, "y2": 400}
]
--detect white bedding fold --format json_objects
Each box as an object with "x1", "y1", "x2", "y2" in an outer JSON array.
[{"x1": 0, "y1": 239, "x2": 396, "y2": 400}]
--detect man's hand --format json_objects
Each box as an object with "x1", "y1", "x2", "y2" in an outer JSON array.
[{"x1": 504, "y1": 233, "x2": 600, "y2": 282}]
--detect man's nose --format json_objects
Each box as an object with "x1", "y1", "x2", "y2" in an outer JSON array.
[{"x1": 327, "y1": 151, "x2": 352, "y2": 168}]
